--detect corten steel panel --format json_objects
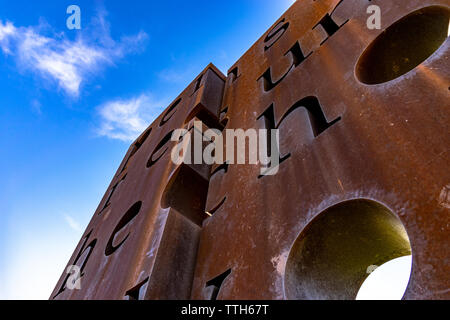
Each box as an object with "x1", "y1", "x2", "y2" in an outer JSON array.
[
  {"x1": 52, "y1": 0, "x2": 450, "y2": 300},
  {"x1": 192, "y1": 0, "x2": 450, "y2": 300},
  {"x1": 51, "y1": 65, "x2": 226, "y2": 300}
]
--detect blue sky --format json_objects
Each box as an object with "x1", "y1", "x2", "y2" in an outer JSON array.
[
  {"x1": 0, "y1": 0, "x2": 413, "y2": 300},
  {"x1": 0, "y1": 0, "x2": 294, "y2": 299}
]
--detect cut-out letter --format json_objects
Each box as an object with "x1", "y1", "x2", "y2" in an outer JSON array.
[
  {"x1": 105, "y1": 201, "x2": 142, "y2": 256},
  {"x1": 206, "y1": 269, "x2": 232, "y2": 300}
]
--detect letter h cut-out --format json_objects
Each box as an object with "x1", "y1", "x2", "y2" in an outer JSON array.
[{"x1": 257, "y1": 96, "x2": 341, "y2": 178}]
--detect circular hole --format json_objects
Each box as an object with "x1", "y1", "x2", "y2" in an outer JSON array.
[
  {"x1": 356, "y1": 6, "x2": 450, "y2": 85},
  {"x1": 356, "y1": 255, "x2": 412, "y2": 300},
  {"x1": 285, "y1": 199, "x2": 412, "y2": 300}
]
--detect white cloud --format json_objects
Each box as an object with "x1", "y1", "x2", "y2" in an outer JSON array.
[
  {"x1": 0, "y1": 21, "x2": 15, "y2": 39},
  {"x1": 63, "y1": 214, "x2": 82, "y2": 233},
  {"x1": 0, "y1": 21, "x2": 17, "y2": 53},
  {"x1": 97, "y1": 94, "x2": 168, "y2": 142},
  {"x1": 0, "y1": 16, "x2": 147, "y2": 96}
]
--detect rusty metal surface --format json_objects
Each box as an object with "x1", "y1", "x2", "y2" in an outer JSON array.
[{"x1": 52, "y1": 0, "x2": 450, "y2": 300}]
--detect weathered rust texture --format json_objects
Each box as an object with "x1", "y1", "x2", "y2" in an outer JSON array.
[
  {"x1": 52, "y1": 0, "x2": 450, "y2": 300},
  {"x1": 51, "y1": 64, "x2": 226, "y2": 300}
]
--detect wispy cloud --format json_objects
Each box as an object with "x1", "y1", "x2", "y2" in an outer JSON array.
[
  {"x1": 0, "y1": 21, "x2": 16, "y2": 54},
  {"x1": 0, "y1": 12, "x2": 147, "y2": 97},
  {"x1": 63, "y1": 214, "x2": 82, "y2": 233},
  {"x1": 158, "y1": 67, "x2": 195, "y2": 84},
  {"x1": 31, "y1": 99, "x2": 42, "y2": 115},
  {"x1": 97, "y1": 94, "x2": 168, "y2": 142}
]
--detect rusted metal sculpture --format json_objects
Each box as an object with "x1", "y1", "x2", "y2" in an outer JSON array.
[{"x1": 51, "y1": 0, "x2": 450, "y2": 300}]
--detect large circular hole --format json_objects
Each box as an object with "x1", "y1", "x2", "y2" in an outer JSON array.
[
  {"x1": 285, "y1": 199, "x2": 412, "y2": 300},
  {"x1": 356, "y1": 6, "x2": 450, "y2": 85}
]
